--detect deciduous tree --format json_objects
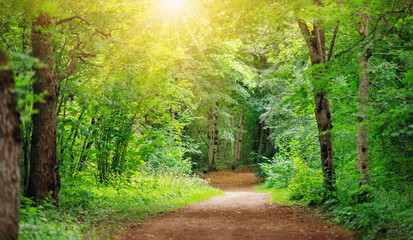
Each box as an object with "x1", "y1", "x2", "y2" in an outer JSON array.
[{"x1": 0, "y1": 49, "x2": 22, "y2": 240}]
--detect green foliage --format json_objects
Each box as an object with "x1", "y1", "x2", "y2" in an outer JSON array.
[
  {"x1": 20, "y1": 197, "x2": 82, "y2": 240},
  {"x1": 332, "y1": 187, "x2": 413, "y2": 239},
  {"x1": 19, "y1": 174, "x2": 222, "y2": 239},
  {"x1": 258, "y1": 148, "x2": 295, "y2": 188},
  {"x1": 288, "y1": 157, "x2": 324, "y2": 205},
  {"x1": 258, "y1": 147, "x2": 324, "y2": 205},
  {"x1": 254, "y1": 185, "x2": 295, "y2": 206}
]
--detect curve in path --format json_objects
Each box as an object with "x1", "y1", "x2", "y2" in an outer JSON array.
[{"x1": 121, "y1": 168, "x2": 353, "y2": 240}]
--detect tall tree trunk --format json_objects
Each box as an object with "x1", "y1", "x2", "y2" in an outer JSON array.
[
  {"x1": 236, "y1": 110, "x2": 245, "y2": 167},
  {"x1": 23, "y1": 122, "x2": 31, "y2": 193},
  {"x1": 206, "y1": 105, "x2": 219, "y2": 170},
  {"x1": 297, "y1": 19, "x2": 335, "y2": 190},
  {"x1": 0, "y1": 49, "x2": 22, "y2": 240},
  {"x1": 357, "y1": 13, "x2": 370, "y2": 185},
  {"x1": 258, "y1": 122, "x2": 264, "y2": 157},
  {"x1": 26, "y1": 13, "x2": 60, "y2": 203},
  {"x1": 231, "y1": 111, "x2": 235, "y2": 157},
  {"x1": 220, "y1": 140, "x2": 227, "y2": 160},
  {"x1": 234, "y1": 111, "x2": 242, "y2": 164},
  {"x1": 212, "y1": 106, "x2": 219, "y2": 166}
]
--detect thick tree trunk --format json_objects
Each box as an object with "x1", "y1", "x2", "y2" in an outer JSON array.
[
  {"x1": 26, "y1": 13, "x2": 60, "y2": 203},
  {"x1": 314, "y1": 92, "x2": 334, "y2": 188},
  {"x1": 357, "y1": 13, "x2": 370, "y2": 185},
  {"x1": 297, "y1": 19, "x2": 335, "y2": 190},
  {"x1": 0, "y1": 49, "x2": 22, "y2": 240}
]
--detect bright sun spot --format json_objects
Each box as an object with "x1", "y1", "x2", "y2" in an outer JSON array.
[{"x1": 161, "y1": 0, "x2": 187, "y2": 12}]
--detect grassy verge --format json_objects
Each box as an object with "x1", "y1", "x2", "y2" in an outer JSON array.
[
  {"x1": 19, "y1": 173, "x2": 223, "y2": 239},
  {"x1": 253, "y1": 183, "x2": 297, "y2": 206}
]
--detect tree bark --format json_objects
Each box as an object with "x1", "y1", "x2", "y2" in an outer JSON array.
[
  {"x1": 26, "y1": 13, "x2": 60, "y2": 203},
  {"x1": 357, "y1": 13, "x2": 370, "y2": 185},
  {"x1": 258, "y1": 122, "x2": 264, "y2": 157},
  {"x1": 206, "y1": 105, "x2": 219, "y2": 170},
  {"x1": 213, "y1": 106, "x2": 219, "y2": 166},
  {"x1": 231, "y1": 111, "x2": 235, "y2": 157},
  {"x1": 220, "y1": 140, "x2": 227, "y2": 160},
  {"x1": 23, "y1": 122, "x2": 31, "y2": 193},
  {"x1": 297, "y1": 19, "x2": 335, "y2": 190},
  {"x1": 235, "y1": 110, "x2": 245, "y2": 167},
  {"x1": 0, "y1": 49, "x2": 22, "y2": 240}
]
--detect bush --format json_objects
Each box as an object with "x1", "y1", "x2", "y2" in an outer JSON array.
[
  {"x1": 257, "y1": 148, "x2": 295, "y2": 188},
  {"x1": 288, "y1": 157, "x2": 324, "y2": 205},
  {"x1": 332, "y1": 187, "x2": 413, "y2": 239}
]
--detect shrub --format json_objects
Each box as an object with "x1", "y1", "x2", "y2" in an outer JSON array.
[
  {"x1": 288, "y1": 157, "x2": 324, "y2": 205},
  {"x1": 332, "y1": 187, "x2": 413, "y2": 239},
  {"x1": 258, "y1": 148, "x2": 295, "y2": 188}
]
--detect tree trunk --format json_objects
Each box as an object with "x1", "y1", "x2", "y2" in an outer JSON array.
[
  {"x1": 206, "y1": 105, "x2": 219, "y2": 170},
  {"x1": 258, "y1": 122, "x2": 264, "y2": 157},
  {"x1": 297, "y1": 19, "x2": 335, "y2": 190},
  {"x1": 357, "y1": 13, "x2": 370, "y2": 185},
  {"x1": 213, "y1": 106, "x2": 219, "y2": 166},
  {"x1": 23, "y1": 122, "x2": 31, "y2": 193},
  {"x1": 235, "y1": 110, "x2": 245, "y2": 167},
  {"x1": 220, "y1": 140, "x2": 227, "y2": 160},
  {"x1": 0, "y1": 49, "x2": 22, "y2": 240},
  {"x1": 234, "y1": 112, "x2": 241, "y2": 164},
  {"x1": 231, "y1": 111, "x2": 235, "y2": 157},
  {"x1": 26, "y1": 13, "x2": 60, "y2": 203},
  {"x1": 234, "y1": 111, "x2": 245, "y2": 166}
]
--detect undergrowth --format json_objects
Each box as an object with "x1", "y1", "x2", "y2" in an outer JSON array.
[
  {"x1": 331, "y1": 186, "x2": 413, "y2": 240},
  {"x1": 253, "y1": 184, "x2": 296, "y2": 206},
  {"x1": 256, "y1": 149, "x2": 413, "y2": 240},
  {"x1": 19, "y1": 173, "x2": 222, "y2": 240}
]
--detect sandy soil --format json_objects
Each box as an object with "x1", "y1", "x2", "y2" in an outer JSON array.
[{"x1": 120, "y1": 168, "x2": 353, "y2": 240}]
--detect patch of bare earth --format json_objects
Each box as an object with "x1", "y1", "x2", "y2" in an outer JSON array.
[{"x1": 120, "y1": 167, "x2": 353, "y2": 240}]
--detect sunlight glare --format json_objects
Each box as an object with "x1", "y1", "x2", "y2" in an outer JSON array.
[{"x1": 161, "y1": 0, "x2": 187, "y2": 12}]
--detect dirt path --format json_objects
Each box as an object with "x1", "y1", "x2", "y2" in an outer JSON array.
[{"x1": 121, "y1": 168, "x2": 353, "y2": 240}]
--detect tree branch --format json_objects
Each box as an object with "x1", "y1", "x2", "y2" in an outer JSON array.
[
  {"x1": 296, "y1": 19, "x2": 312, "y2": 47},
  {"x1": 334, "y1": 3, "x2": 412, "y2": 59},
  {"x1": 56, "y1": 16, "x2": 92, "y2": 26},
  {"x1": 372, "y1": 53, "x2": 399, "y2": 56},
  {"x1": 327, "y1": 24, "x2": 339, "y2": 62},
  {"x1": 56, "y1": 16, "x2": 111, "y2": 38},
  {"x1": 369, "y1": 81, "x2": 381, "y2": 90}
]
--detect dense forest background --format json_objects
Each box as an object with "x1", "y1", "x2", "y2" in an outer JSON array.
[{"x1": 0, "y1": 0, "x2": 412, "y2": 239}]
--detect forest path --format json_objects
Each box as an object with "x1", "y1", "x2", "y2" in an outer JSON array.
[{"x1": 120, "y1": 168, "x2": 353, "y2": 240}]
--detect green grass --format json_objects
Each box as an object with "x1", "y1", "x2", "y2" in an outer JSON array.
[
  {"x1": 253, "y1": 183, "x2": 297, "y2": 205},
  {"x1": 19, "y1": 173, "x2": 223, "y2": 240}
]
